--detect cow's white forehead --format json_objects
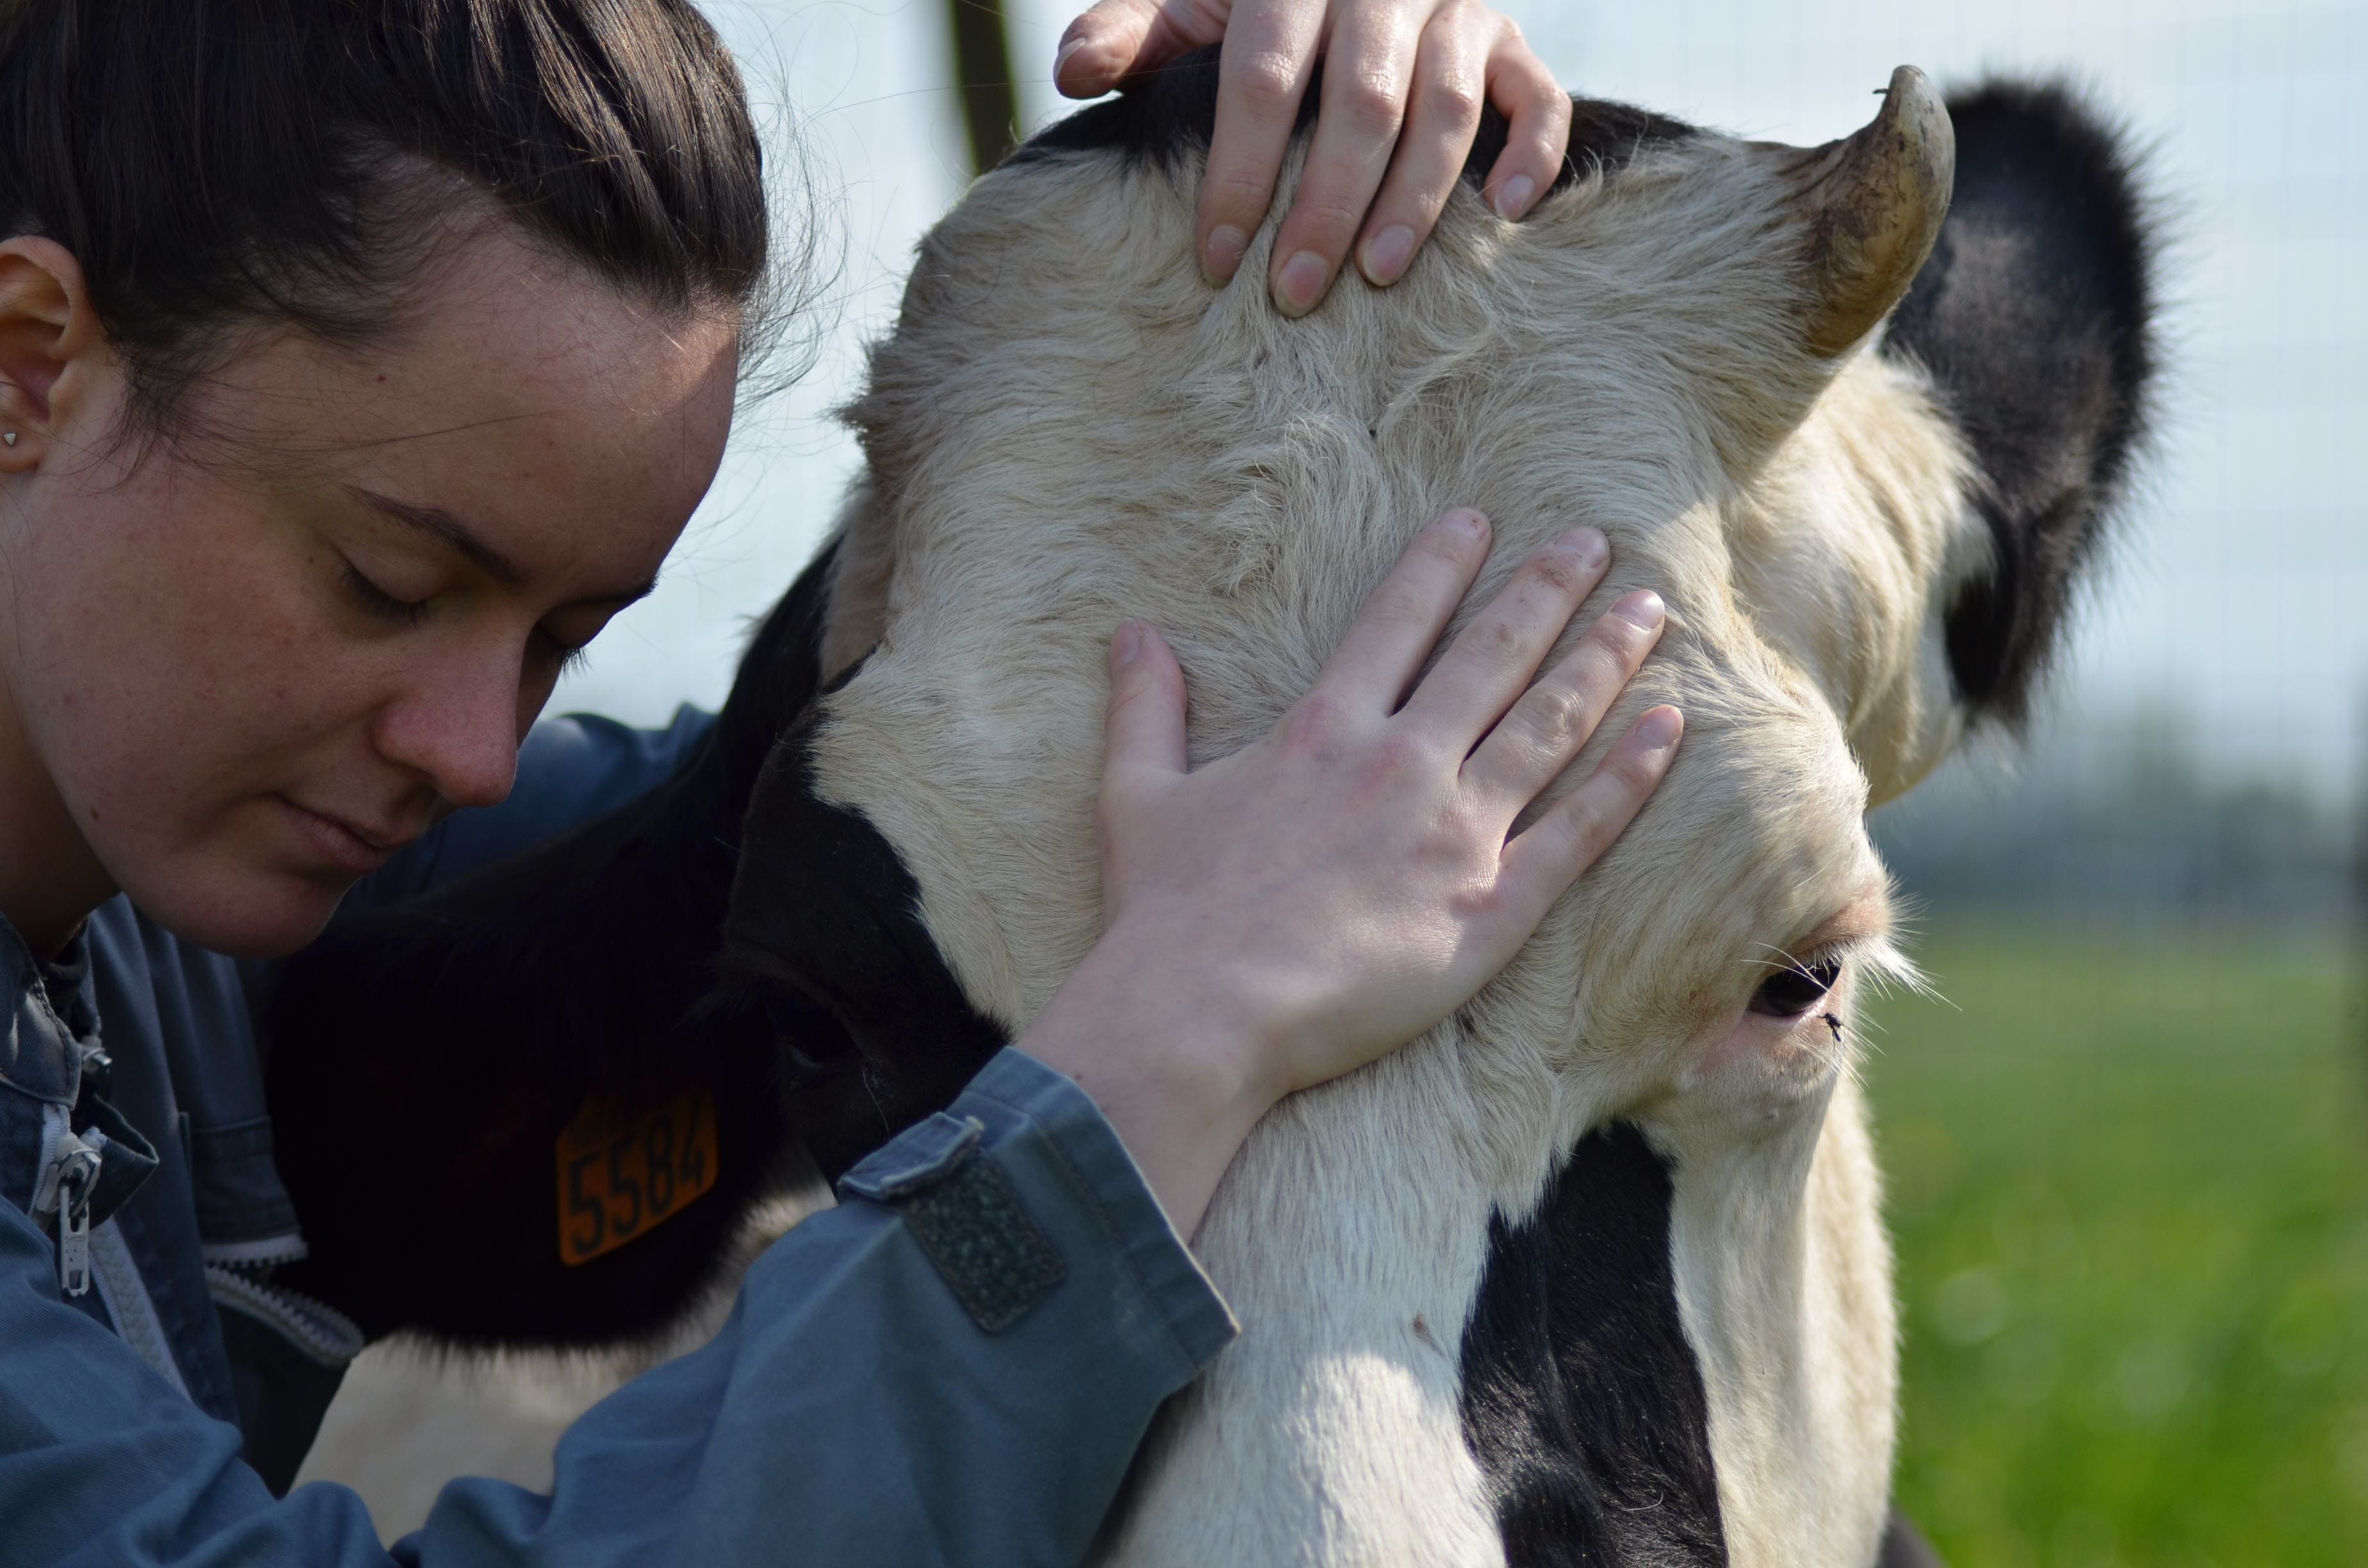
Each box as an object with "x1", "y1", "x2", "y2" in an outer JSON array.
[{"x1": 828, "y1": 125, "x2": 1970, "y2": 1059}]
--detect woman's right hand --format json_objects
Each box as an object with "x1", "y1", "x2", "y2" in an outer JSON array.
[{"x1": 1019, "y1": 509, "x2": 1680, "y2": 1235}]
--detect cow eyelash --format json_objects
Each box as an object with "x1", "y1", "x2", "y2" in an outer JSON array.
[
  {"x1": 1748, "y1": 954, "x2": 1845, "y2": 1018},
  {"x1": 342, "y1": 564, "x2": 431, "y2": 628}
]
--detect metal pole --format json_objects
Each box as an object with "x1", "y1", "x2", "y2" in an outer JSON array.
[
  {"x1": 2355, "y1": 683, "x2": 2367, "y2": 1066},
  {"x1": 946, "y1": 0, "x2": 1020, "y2": 174}
]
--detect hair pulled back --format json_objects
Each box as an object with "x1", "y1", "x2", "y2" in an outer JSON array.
[{"x1": 0, "y1": 0, "x2": 771, "y2": 429}]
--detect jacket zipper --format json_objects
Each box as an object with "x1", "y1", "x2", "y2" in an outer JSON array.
[{"x1": 203, "y1": 1264, "x2": 365, "y2": 1366}]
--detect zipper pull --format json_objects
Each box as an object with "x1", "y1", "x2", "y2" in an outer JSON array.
[
  {"x1": 32, "y1": 1122, "x2": 103, "y2": 1298},
  {"x1": 55, "y1": 1157, "x2": 94, "y2": 1296}
]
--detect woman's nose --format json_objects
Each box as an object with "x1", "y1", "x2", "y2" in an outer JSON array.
[{"x1": 372, "y1": 653, "x2": 524, "y2": 811}]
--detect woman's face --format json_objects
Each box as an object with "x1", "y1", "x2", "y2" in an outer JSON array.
[{"x1": 0, "y1": 221, "x2": 739, "y2": 958}]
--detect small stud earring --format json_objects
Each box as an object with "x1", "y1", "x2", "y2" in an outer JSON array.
[{"x1": 3, "y1": 433, "x2": 16, "y2": 446}]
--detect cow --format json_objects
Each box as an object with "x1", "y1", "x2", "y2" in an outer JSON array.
[{"x1": 265, "y1": 52, "x2": 2157, "y2": 1568}]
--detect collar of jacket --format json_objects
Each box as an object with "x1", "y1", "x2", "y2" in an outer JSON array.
[{"x1": 1, "y1": 914, "x2": 158, "y2": 1229}]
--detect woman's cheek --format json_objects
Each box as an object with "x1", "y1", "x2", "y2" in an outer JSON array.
[{"x1": 48, "y1": 472, "x2": 390, "y2": 924}]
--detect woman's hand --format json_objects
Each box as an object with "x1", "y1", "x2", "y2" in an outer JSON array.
[
  {"x1": 1019, "y1": 511, "x2": 1679, "y2": 1235},
  {"x1": 1053, "y1": 0, "x2": 1572, "y2": 314}
]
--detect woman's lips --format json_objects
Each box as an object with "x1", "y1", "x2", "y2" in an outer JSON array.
[{"x1": 274, "y1": 795, "x2": 412, "y2": 878}]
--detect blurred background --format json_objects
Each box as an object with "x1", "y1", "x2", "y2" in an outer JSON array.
[{"x1": 340, "y1": 2, "x2": 2368, "y2": 1562}]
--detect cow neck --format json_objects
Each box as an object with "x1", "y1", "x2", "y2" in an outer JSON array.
[
  {"x1": 1100, "y1": 1033, "x2": 1562, "y2": 1567},
  {"x1": 1653, "y1": 1074, "x2": 1898, "y2": 1568}
]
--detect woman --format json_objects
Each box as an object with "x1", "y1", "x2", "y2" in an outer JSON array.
[{"x1": 0, "y1": 1, "x2": 1681, "y2": 1562}]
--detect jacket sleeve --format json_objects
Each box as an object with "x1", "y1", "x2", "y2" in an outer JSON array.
[
  {"x1": 338, "y1": 705, "x2": 718, "y2": 914},
  {"x1": 0, "y1": 1049, "x2": 1235, "y2": 1568}
]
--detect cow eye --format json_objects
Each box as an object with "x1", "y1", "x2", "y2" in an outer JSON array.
[{"x1": 1749, "y1": 956, "x2": 1843, "y2": 1018}]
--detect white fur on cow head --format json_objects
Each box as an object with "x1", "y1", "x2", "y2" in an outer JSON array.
[{"x1": 809, "y1": 71, "x2": 1993, "y2": 1568}]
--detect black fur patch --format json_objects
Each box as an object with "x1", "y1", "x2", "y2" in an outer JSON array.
[
  {"x1": 1012, "y1": 44, "x2": 1691, "y2": 202},
  {"x1": 261, "y1": 546, "x2": 843, "y2": 1346},
  {"x1": 1880, "y1": 1510, "x2": 1950, "y2": 1568},
  {"x1": 1883, "y1": 81, "x2": 2159, "y2": 725},
  {"x1": 1459, "y1": 1122, "x2": 1728, "y2": 1566},
  {"x1": 712, "y1": 715, "x2": 1010, "y2": 1184}
]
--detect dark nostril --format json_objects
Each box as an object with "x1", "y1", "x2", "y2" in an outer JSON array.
[{"x1": 1749, "y1": 956, "x2": 1843, "y2": 1018}]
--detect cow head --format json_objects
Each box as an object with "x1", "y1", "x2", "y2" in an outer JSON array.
[{"x1": 724, "y1": 57, "x2": 2155, "y2": 1568}]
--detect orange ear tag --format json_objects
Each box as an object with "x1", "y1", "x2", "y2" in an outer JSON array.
[{"x1": 555, "y1": 1087, "x2": 719, "y2": 1266}]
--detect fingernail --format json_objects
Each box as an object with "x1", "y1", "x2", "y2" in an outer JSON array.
[
  {"x1": 1055, "y1": 35, "x2": 1089, "y2": 76},
  {"x1": 1560, "y1": 527, "x2": 1608, "y2": 568},
  {"x1": 1273, "y1": 250, "x2": 1329, "y2": 316},
  {"x1": 1112, "y1": 621, "x2": 1143, "y2": 666},
  {"x1": 1360, "y1": 225, "x2": 1416, "y2": 284},
  {"x1": 1201, "y1": 225, "x2": 1248, "y2": 284},
  {"x1": 1637, "y1": 705, "x2": 1682, "y2": 747},
  {"x1": 1614, "y1": 590, "x2": 1666, "y2": 630},
  {"x1": 1492, "y1": 174, "x2": 1536, "y2": 220},
  {"x1": 1442, "y1": 509, "x2": 1489, "y2": 539}
]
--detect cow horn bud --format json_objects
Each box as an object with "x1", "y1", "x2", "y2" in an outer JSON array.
[{"x1": 1788, "y1": 66, "x2": 1954, "y2": 357}]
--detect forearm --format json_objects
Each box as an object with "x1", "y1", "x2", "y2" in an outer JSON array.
[
  {"x1": 1015, "y1": 940, "x2": 1279, "y2": 1241},
  {"x1": 0, "y1": 1052, "x2": 1233, "y2": 1567}
]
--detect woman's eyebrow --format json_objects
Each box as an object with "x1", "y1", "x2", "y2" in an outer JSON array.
[{"x1": 344, "y1": 484, "x2": 522, "y2": 586}]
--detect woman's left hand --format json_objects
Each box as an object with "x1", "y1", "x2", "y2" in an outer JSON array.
[{"x1": 1054, "y1": 0, "x2": 1572, "y2": 314}]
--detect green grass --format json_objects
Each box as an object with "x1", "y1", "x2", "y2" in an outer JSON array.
[{"x1": 1864, "y1": 925, "x2": 2368, "y2": 1567}]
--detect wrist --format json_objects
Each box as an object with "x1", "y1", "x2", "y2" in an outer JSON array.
[
  {"x1": 1014, "y1": 935, "x2": 1283, "y2": 1237},
  {"x1": 1025, "y1": 938, "x2": 1279, "y2": 1125}
]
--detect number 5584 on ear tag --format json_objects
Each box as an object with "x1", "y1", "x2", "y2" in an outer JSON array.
[{"x1": 556, "y1": 1088, "x2": 719, "y2": 1266}]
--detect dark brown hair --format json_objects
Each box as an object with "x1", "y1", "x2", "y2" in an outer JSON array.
[{"x1": 0, "y1": 0, "x2": 778, "y2": 429}]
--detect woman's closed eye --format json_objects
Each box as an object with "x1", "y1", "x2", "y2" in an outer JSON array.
[
  {"x1": 341, "y1": 549, "x2": 602, "y2": 678},
  {"x1": 1748, "y1": 955, "x2": 1844, "y2": 1018},
  {"x1": 531, "y1": 623, "x2": 594, "y2": 677},
  {"x1": 341, "y1": 562, "x2": 433, "y2": 627}
]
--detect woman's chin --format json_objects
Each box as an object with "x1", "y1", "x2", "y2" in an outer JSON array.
[{"x1": 115, "y1": 862, "x2": 352, "y2": 960}]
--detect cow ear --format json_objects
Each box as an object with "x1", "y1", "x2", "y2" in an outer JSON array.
[
  {"x1": 1880, "y1": 79, "x2": 2160, "y2": 726},
  {"x1": 715, "y1": 710, "x2": 1011, "y2": 1182}
]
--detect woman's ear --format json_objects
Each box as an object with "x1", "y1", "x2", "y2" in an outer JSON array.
[{"x1": 0, "y1": 236, "x2": 103, "y2": 471}]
